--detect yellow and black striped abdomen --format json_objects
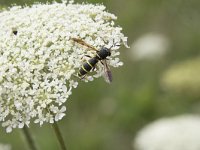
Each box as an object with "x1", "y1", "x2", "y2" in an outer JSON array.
[{"x1": 78, "y1": 57, "x2": 98, "y2": 77}]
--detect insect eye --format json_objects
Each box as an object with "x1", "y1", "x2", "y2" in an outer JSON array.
[
  {"x1": 106, "y1": 48, "x2": 111, "y2": 53},
  {"x1": 103, "y1": 47, "x2": 109, "y2": 52}
]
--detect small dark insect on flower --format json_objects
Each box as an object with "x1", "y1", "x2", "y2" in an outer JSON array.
[{"x1": 12, "y1": 30, "x2": 18, "y2": 35}]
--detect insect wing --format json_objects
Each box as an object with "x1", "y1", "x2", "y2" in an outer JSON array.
[
  {"x1": 102, "y1": 60, "x2": 112, "y2": 84},
  {"x1": 72, "y1": 38, "x2": 98, "y2": 51},
  {"x1": 104, "y1": 69, "x2": 112, "y2": 84}
]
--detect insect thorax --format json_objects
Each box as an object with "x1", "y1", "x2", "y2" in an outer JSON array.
[{"x1": 96, "y1": 47, "x2": 111, "y2": 60}]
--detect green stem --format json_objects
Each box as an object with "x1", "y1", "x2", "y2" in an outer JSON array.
[
  {"x1": 22, "y1": 126, "x2": 39, "y2": 150},
  {"x1": 52, "y1": 122, "x2": 67, "y2": 150}
]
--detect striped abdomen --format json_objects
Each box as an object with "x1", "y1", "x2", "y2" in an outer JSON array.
[{"x1": 78, "y1": 57, "x2": 98, "y2": 77}]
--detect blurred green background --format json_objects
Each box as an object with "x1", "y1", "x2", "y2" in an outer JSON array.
[{"x1": 0, "y1": 0, "x2": 200, "y2": 150}]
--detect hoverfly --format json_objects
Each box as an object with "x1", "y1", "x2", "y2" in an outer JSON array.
[{"x1": 72, "y1": 38, "x2": 120, "y2": 83}]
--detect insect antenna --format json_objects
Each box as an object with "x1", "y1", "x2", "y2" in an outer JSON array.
[{"x1": 108, "y1": 39, "x2": 121, "y2": 49}]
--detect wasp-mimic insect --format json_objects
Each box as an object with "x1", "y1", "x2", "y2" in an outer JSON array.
[{"x1": 72, "y1": 38, "x2": 119, "y2": 84}]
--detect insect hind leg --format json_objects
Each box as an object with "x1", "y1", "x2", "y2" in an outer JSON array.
[{"x1": 73, "y1": 74, "x2": 87, "y2": 81}]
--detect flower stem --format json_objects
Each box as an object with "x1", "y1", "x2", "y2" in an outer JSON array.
[
  {"x1": 52, "y1": 122, "x2": 67, "y2": 150},
  {"x1": 22, "y1": 126, "x2": 39, "y2": 150}
]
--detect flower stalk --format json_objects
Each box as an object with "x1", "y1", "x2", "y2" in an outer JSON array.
[
  {"x1": 52, "y1": 122, "x2": 67, "y2": 150},
  {"x1": 22, "y1": 126, "x2": 39, "y2": 150}
]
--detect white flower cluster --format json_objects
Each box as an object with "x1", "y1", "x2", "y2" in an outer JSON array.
[
  {"x1": 134, "y1": 115, "x2": 200, "y2": 150},
  {"x1": 161, "y1": 57, "x2": 200, "y2": 95},
  {"x1": 0, "y1": 1, "x2": 128, "y2": 132},
  {"x1": 0, "y1": 144, "x2": 11, "y2": 150},
  {"x1": 130, "y1": 33, "x2": 169, "y2": 61}
]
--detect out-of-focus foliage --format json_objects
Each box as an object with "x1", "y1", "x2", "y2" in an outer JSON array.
[
  {"x1": 0, "y1": 0, "x2": 200, "y2": 150},
  {"x1": 0, "y1": 143, "x2": 11, "y2": 150},
  {"x1": 161, "y1": 57, "x2": 200, "y2": 95},
  {"x1": 0, "y1": 5, "x2": 5, "y2": 10}
]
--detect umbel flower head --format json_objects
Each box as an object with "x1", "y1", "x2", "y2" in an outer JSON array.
[
  {"x1": 0, "y1": 144, "x2": 11, "y2": 150},
  {"x1": 161, "y1": 57, "x2": 200, "y2": 95},
  {"x1": 130, "y1": 33, "x2": 169, "y2": 61},
  {"x1": 0, "y1": 1, "x2": 128, "y2": 132},
  {"x1": 134, "y1": 115, "x2": 200, "y2": 150}
]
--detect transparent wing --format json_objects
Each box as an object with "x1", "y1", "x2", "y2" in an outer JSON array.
[
  {"x1": 101, "y1": 60, "x2": 112, "y2": 84},
  {"x1": 72, "y1": 38, "x2": 98, "y2": 51}
]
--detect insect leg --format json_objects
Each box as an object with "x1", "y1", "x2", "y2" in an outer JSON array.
[
  {"x1": 100, "y1": 60, "x2": 104, "y2": 65},
  {"x1": 81, "y1": 75, "x2": 87, "y2": 79},
  {"x1": 85, "y1": 55, "x2": 92, "y2": 58},
  {"x1": 73, "y1": 74, "x2": 87, "y2": 82}
]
